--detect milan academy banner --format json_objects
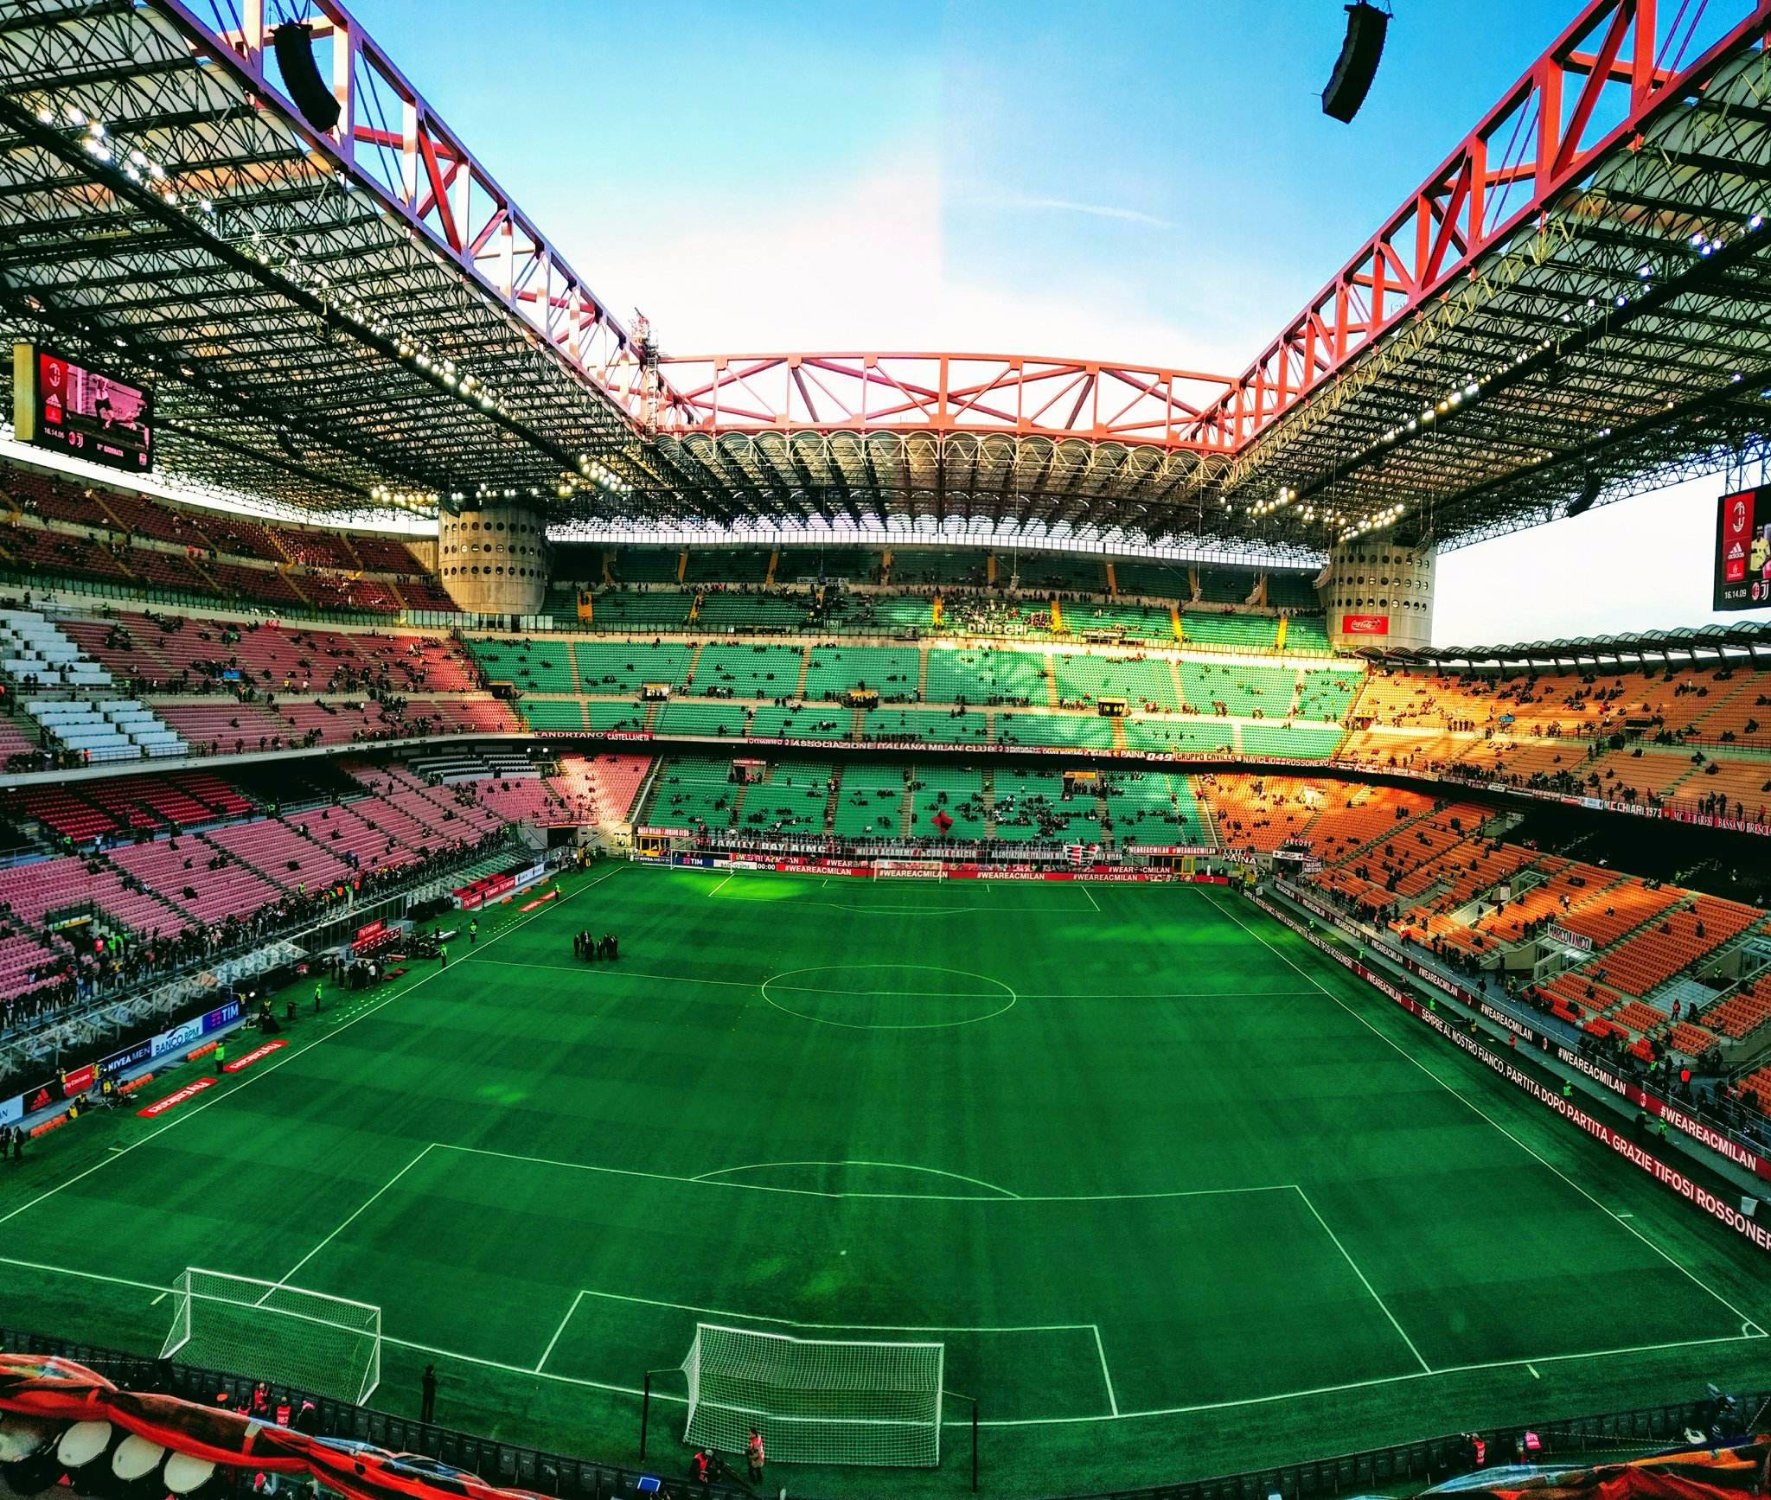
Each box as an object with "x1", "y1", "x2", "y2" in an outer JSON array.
[{"x1": 1252, "y1": 893, "x2": 1771, "y2": 1254}]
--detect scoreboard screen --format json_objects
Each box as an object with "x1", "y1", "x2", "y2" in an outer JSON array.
[
  {"x1": 12, "y1": 342, "x2": 154, "y2": 474},
  {"x1": 1714, "y1": 487, "x2": 1771, "y2": 610}
]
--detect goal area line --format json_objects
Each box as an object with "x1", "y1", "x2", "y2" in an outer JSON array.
[{"x1": 3, "y1": 1252, "x2": 1763, "y2": 1428}]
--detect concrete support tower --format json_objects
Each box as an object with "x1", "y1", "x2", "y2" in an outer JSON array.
[
  {"x1": 435, "y1": 502, "x2": 549, "y2": 616},
  {"x1": 1317, "y1": 540, "x2": 1435, "y2": 651}
]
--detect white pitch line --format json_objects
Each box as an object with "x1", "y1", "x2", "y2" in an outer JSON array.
[
  {"x1": 708, "y1": 873, "x2": 733, "y2": 897},
  {"x1": 1080, "y1": 883, "x2": 1102, "y2": 914},
  {"x1": 572, "y1": 1286, "x2": 1095, "y2": 1336},
  {"x1": 3, "y1": 1254, "x2": 1763, "y2": 1427},
  {"x1": 1201, "y1": 890, "x2": 1767, "y2": 1334},
  {"x1": 693, "y1": 1159, "x2": 1023, "y2": 1198},
  {"x1": 0, "y1": 864, "x2": 627, "y2": 1233},
  {"x1": 257, "y1": 1142, "x2": 437, "y2": 1304},
  {"x1": 1092, "y1": 1325, "x2": 1120, "y2": 1416},
  {"x1": 1527, "y1": 1364, "x2": 1540, "y2": 1379},
  {"x1": 535, "y1": 1289, "x2": 586, "y2": 1373},
  {"x1": 456, "y1": 961, "x2": 1299, "y2": 1004},
  {"x1": 1292, "y1": 1185, "x2": 1431, "y2": 1374},
  {"x1": 437, "y1": 1139, "x2": 1296, "y2": 1205}
]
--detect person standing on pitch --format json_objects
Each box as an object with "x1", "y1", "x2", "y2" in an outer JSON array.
[
  {"x1": 746, "y1": 1428, "x2": 764, "y2": 1484},
  {"x1": 420, "y1": 1364, "x2": 437, "y2": 1424},
  {"x1": 469, "y1": 918, "x2": 478, "y2": 947},
  {"x1": 215, "y1": 1041, "x2": 227, "y2": 1076},
  {"x1": 314, "y1": 980, "x2": 324, "y2": 1015}
]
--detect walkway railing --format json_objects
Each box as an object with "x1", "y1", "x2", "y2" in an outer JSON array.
[{"x1": 0, "y1": 1328, "x2": 1758, "y2": 1500}]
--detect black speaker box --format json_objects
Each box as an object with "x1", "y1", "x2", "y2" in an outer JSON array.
[
  {"x1": 272, "y1": 21, "x2": 342, "y2": 133},
  {"x1": 1323, "y1": 3, "x2": 1389, "y2": 123}
]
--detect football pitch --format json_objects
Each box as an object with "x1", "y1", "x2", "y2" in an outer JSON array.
[{"x1": 4, "y1": 862, "x2": 1768, "y2": 1497}]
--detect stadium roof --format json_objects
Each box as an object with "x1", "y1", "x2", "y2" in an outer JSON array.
[
  {"x1": 1364, "y1": 620, "x2": 1771, "y2": 668},
  {"x1": 3, "y1": 0, "x2": 1771, "y2": 554}
]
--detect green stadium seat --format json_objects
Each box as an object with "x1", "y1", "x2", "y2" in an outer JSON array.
[
  {"x1": 907, "y1": 765, "x2": 988, "y2": 839},
  {"x1": 1099, "y1": 770, "x2": 1207, "y2": 845},
  {"x1": 574, "y1": 640, "x2": 695, "y2": 693},
  {"x1": 655, "y1": 700, "x2": 752, "y2": 738},
  {"x1": 466, "y1": 638, "x2": 575, "y2": 693},
  {"x1": 748, "y1": 704, "x2": 854, "y2": 741},
  {"x1": 1178, "y1": 660, "x2": 1296, "y2": 718},
  {"x1": 803, "y1": 645, "x2": 922, "y2": 701},
  {"x1": 612, "y1": 549, "x2": 682, "y2": 584},
  {"x1": 990, "y1": 768, "x2": 1101, "y2": 842},
  {"x1": 1284, "y1": 615, "x2": 1332, "y2": 651},
  {"x1": 891, "y1": 550, "x2": 988, "y2": 587},
  {"x1": 736, "y1": 759, "x2": 832, "y2": 832},
  {"x1": 696, "y1": 591, "x2": 813, "y2": 629},
  {"x1": 1120, "y1": 716, "x2": 1237, "y2": 754},
  {"x1": 1239, "y1": 722, "x2": 1345, "y2": 760},
  {"x1": 586, "y1": 700, "x2": 649, "y2": 732},
  {"x1": 1112, "y1": 560, "x2": 1192, "y2": 600},
  {"x1": 643, "y1": 754, "x2": 740, "y2": 828},
  {"x1": 521, "y1": 699, "x2": 588, "y2": 732},
  {"x1": 691, "y1": 642, "x2": 806, "y2": 696},
  {"x1": 994, "y1": 710, "x2": 1116, "y2": 749},
  {"x1": 590, "y1": 590, "x2": 695, "y2": 628},
  {"x1": 1051, "y1": 653, "x2": 1180, "y2": 709},
  {"x1": 832, "y1": 762, "x2": 907, "y2": 837},
  {"x1": 863, "y1": 707, "x2": 990, "y2": 744},
  {"x1": 1296, "y1": 667, "x2": 1363, "y2": 721},
  {"x1": 1180, "y1": 611, "x2": 1279, "y2": 651},
  {"x1": 1066, "y1": 602, "x2": 1174, "y2": 640},
  {"x1": 684, "y1": 549, "x2": 772, "y2": 583},
  {"x1": 925, "y1": 648, "x2": 1049, "y2": 705}
]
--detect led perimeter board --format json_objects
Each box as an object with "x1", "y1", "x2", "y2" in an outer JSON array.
[{"x1": 12, "y1": 342, "x2": 154, "y2": 474}]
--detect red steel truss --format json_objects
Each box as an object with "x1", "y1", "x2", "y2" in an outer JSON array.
[
  {"x1": 1183, "y1": 0, "x2": 1771, "y2": 452},
  {"x1": 644, "y1": 354, "x2": 1237, "y2": 451},
  {"x1": 151, "y1": 0, "x2": 693, "y2": 425},
  {"x1": 5, "y1": 0, "x2": 1771, "y2": 538},
  {"x1": 652, "y1": 1, "x2": 1771, "y2": 461}
]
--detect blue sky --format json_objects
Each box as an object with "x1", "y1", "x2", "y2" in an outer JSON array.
[{"x1": 353, "y1": 0, "x2": 1744, "y2": 642}]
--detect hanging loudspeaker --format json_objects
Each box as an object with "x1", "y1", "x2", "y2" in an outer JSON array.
[
  {"x1": 1322, "y1": 2, "x2": 1389, "y2": 123},
  {"x1": 271, "y1": 21, "x2": 342, "y2": 133}
]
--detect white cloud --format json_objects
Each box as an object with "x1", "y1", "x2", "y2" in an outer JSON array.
[
  {"x1": 959, "y1": 193, "x2": 1176, "y2": 231},
  {"x1": 570, "y1": 152, "x2": 1246, "y2": 375}
]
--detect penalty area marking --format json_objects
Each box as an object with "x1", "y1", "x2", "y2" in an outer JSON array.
[
  {"x1": 1092, "y1": 1325, "x2": 1119, "y2": 1415},
  {"x1": 3, "y1": 1253, "x2": 1763, "y2": 1427},
  {"x1": 1292, "y1": 1185, "x2": 1430, "y2": 1374}
]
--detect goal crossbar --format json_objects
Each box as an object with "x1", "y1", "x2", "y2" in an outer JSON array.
[
  {"x1": 681, "y1": 1322, "x2": 944, "y2": 1467},
  {"x1": 160, "y1": 1267, "x2": 382, "y2": 1405}
]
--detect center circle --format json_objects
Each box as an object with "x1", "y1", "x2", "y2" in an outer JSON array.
[{"x1": 760, "y1": 964, "x2": 1016, "y2": 1030}]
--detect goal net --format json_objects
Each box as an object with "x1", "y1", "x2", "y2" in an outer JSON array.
[
  {"x1": 159, "y1": 1267, "x2": 381, "y2": 1404},
  {"x1": 680, "y1": 1323, "x2": 943, "y2": 1468}
]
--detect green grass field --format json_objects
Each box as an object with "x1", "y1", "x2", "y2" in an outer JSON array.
[{"x1": 4, "y1": 863, "x2": 1768, "y2": 1497}]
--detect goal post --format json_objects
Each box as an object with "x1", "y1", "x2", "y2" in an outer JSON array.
[
  {"x1": 680, "y1": 1322, "x2": 944, "y2": 1468},
  {"x1": 159, "y1": 1267, "x2": 382, "y2": 1405}
]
